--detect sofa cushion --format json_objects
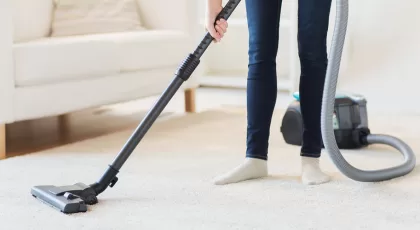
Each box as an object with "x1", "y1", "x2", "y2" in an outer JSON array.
[
  {"x1": 111, "y1": 30, "x2": 191, "y2": 72},
  {"x1": 51, "y1": 0, "x2": 146, "y2": 37},
  {"x1": 13, "y1": 0, "x2": 53, "y2": 43},
  {"x1": 14, "y1": 30, "x2": 191, "y2": 87},
  {"x1": 14, "y1": 35, "x2": 120, "y2": 87}
]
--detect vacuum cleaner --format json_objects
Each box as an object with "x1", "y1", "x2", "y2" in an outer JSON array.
[
  {"x1": 281, "y1": 91, "x2": 371, "y2": 150},
  {"x1": 31, "y1": 0, "x2": 416, "y2": 214}
]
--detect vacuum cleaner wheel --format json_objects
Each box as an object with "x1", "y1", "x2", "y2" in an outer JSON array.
[{"x1": 280, "y1": 104, "x2": 303, "y2": 146}]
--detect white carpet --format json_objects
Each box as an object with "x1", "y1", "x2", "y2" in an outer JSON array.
[{"x1": 1, "y1": 108, "x2": 420, "y2": 230}]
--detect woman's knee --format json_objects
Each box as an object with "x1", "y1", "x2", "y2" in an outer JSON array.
[
  {"x1": 298, "y1": 37, "x2": 328, "y2": 67},
  {"x1": 248, "y1": 44, "x2": 278, "y2": 66}
]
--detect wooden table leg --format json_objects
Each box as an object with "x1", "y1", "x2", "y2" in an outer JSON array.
[
  {"x1": 0, "y1": 124, "x2": 6, "y2": 160},
  {"x1": 184, "y1": 88, "x2": 196, "y2": 113}
]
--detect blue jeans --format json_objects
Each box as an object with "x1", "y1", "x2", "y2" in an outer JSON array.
[{"x1": 245, "y1": 0, "x2": 332, "y2": 160}]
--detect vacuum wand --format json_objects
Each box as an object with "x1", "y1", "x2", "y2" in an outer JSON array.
[{"x1": 96, "y1": 0, "x2": 243, "y2": 193}]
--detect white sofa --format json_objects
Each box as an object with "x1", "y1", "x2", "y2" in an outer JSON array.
[{"x1": 0, "y1": 0, "x2": 202, "y2": 159}]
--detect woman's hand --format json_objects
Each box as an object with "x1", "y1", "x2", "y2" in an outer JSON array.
[{"x1": 205, "y1": 0, "x2": 228, "y2": 42}]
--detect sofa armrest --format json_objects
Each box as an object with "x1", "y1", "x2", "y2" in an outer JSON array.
[
  {"x1": 136, "y1": 0, "x2": 198, "y2": 34},
  {"x1": 0, "y1": 0, "x2": 15, "y2": 124}
]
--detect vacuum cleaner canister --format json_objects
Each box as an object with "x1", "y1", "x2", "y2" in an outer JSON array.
[{"x1": 281, "y1": 92, "x2": 371, "y2": 149}]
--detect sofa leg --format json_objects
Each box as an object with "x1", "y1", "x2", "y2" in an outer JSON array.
[
  {"x1": 0, "y1": 124, "x2": 6, "y2": 160},
  {"x1": 58, "y1": 114, "x2": 70, "y2": 140},
  {"x1": 58, "y1": 114, "x2": 69, "y2": 130},
  {"x1": 184, "y1": 88, "x2": 196, "y2": 113}
]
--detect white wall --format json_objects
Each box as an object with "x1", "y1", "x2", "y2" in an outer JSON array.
[{"x1": 340, "y1": 0, "x2": 420, "y2": 114}]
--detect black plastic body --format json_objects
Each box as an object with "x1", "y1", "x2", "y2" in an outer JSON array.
[
  {"x1": 280, "y1": 93, "x2": 371, "y2": 149},
  {"x1": 31, "y1": 0, "x2": 242, "y2": 214}
]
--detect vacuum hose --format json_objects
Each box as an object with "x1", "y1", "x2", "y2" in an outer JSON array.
[{"x1": 321, "y1": 0, "x2": 416, "y2": 181}]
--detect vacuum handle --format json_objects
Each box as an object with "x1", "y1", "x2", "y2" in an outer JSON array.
[
  {"x1": 193, "y1": 0, "x2": 242, "y2": 58},
  {"x1": 215, "y1": 0, "x2": 242, "y2": 22}
]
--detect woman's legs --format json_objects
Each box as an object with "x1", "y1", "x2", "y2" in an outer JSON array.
[
  {"x1": 213, "y1": 0, "x2": 333, "y2": 185},
  {"x1": 245, "y1": 0, "x2": 282, "y2": 161},
  {"x1": 298, "y1": 0, "x2": 332, "y2": 184},
  {"x1": 213, "y1": 0, "x2": 282, "y2": 185}
]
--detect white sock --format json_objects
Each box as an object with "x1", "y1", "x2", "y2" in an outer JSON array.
[
  {"x1": 301, "y1": 156, "x2": 331, "y2": 185},
  {"x1": 213, "y1": 158, "x2": 268, "y2": 185}
]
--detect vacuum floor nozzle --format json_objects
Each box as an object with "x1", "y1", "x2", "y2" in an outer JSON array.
[{"x1": 31, "y1": 183, "x2": 97, "y2": 214}]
